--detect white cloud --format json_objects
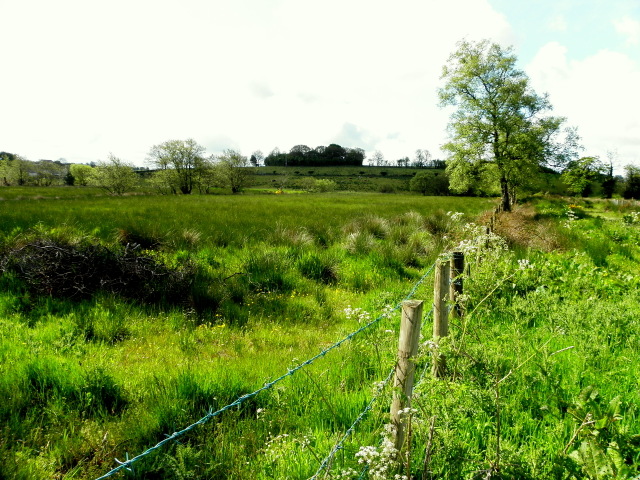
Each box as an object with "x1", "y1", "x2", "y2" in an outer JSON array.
[
  {"x1": 527, "y1": 42, "x2": 640, "y2": 169},
  {"x1": 614, "y1": 16, "x2": 640, "y2": 46},
  {"x1": 0, "y1": 0, "x2": 512, "y2": 164}
]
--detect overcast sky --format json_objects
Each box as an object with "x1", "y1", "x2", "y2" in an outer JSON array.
[{"x1": 1, "y1": 0, "x2": 639, "y2": 170}]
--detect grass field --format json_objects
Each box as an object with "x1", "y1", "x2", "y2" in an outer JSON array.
[
  {"x1": 1, "y1": 189, "x2": 639, "y2": 479},
  {"x1": 249, "y1": 165, "x2": 442, "y2": 193},
  {"x1": 0, "y1": 188, "x2": 488, "y2": 247}
]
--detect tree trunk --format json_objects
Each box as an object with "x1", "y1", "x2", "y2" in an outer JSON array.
[
  {"x1": 500, "y1": 177, "x2": 511, "y2": 212},
  {"x1": 509, "y1": 184, "x2": 517, "y2": 207}
]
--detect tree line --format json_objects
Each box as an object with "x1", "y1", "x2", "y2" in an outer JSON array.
[
  {"x1": 0, "y1": 143, "x2": 251, "y2": 195},
  {"x1": 0, "y1": 152, "x2": 70, "y2": 187},
  {"x1": 2, "y1": 146, "x2": 639, "y2": 198},
  {"x1": 4, "y1": 40, "x2": 639, "y2": 202},
  {"x1": 264, "y1": 144, "x2": 365, "y2": 167}
]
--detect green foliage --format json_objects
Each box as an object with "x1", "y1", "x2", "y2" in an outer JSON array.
[
  {"x1": 300, "y1": 177, "x2": 338, "y2": 192},
  {"x1": 148, "y1": 139, "x2": 208, "y2": 194},
  {"x1": 0, "y1": 155, "x2": 68, "y2": 187},
  {"x1": 566, "y1": 387, "x2": 637, "y2": 479},
  {"x1": 264, "y1": 143, "x2": 365, "y2": 167},
  {"x1": 439, "y1": 39, "x2": 580, "y2": 210},
  {"x1": 248, "y1": 165, "x2": 456, "y2": 193},
  {"x1": 622, "y1": 165, "x2": 640, "y2": 199},
  {"x1": 562, "y1": 156, "x2": 604, "y2": 197},
  {"x1": 89, "y1": 154, "x2": 138, "y2": 195},
  {"x1": 7, "y1": 193, "x2": 640, "y2": 479},
  {"x1": 409, "y1": 170, "x2": 450, "y2": 195},
  {"x1": 69, "y1": 164, "x2": 94, "y2": 186},
  {"x1": 213, "y1": 149, "x2": 251, "y2": 193},
  {"x1": 296, "y1": 251, "x2": 340, "y2": 284}
]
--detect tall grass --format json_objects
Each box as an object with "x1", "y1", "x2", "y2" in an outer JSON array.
[
  {"x1": 3, "y1": 193, "x2": 639, "y2": 479},
  {"x1": 0, "y1": 192, "x2": 492, "y2": 247},
  {"x1": 0, "y1": 192, "x2": 488, "y2": 479}
]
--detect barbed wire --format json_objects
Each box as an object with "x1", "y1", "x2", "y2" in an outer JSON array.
[
  {"x1": 412, "y1": 308, "x2": 435, "y2": 389},
  {"x1": 400, "y1": 261, "x2": 437, "y2": 303},
  {"x1": 95, "y1": 260, "x2": 437, "y2": 480},
  {"x1": 307, "y1": 365, "x2": 396, "y2": 480}
]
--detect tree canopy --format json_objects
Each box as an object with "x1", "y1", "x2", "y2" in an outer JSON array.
[
  {"x1": 409, "y1": 171, "x2": 449, "y2": 196},
  {"x1": 561, "y1": 156, "x2": 604, "y2": 197},
  {"x1": 147, "y1": 139, "x2": 207, "y2": 194},
  {"x1": 623, "y1": 165, "x2": 640, "y2": 199},
  {"x1": 213, "y1": 149, "x2": 250, "y2": 194},
  {"x1": 264, "y1": 144, "x2": 365, "y2": 167},
  {"x1": 89, "y1": 154, "x2": 138, "y2": 195},
  {"x1": 69, "y1": 164, "x2": 94, "y2": 186},
  {"x1": 1, "y1": 154, "x2": 68, "y2": 186},
  {"x1": 439, "y1": 39, "x2": 580, "y2": 210}
]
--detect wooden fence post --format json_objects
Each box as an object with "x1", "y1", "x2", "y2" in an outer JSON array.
[
  {"x1": 432, "y1": 260, "x2": 450, "y2": 378},
  {"x1": 449, "y1": 252, "x2": 465, "y2": 319},
  {"x1": 391, "y1": 300, "x2": 424, "y2": 452}
]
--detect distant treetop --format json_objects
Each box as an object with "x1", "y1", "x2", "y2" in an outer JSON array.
[{"x1": 264, "y1": 144, "x2": 365, "y2": 167}]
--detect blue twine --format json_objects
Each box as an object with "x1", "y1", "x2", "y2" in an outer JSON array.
[
  {"x1": 309, "y1": 263, "x2": 438, "y2": 480},
  {"x1": 95, "y1": 261, "x2": 437, "y2": 480},
  {"x1": 401, "y1": 261, "x2": 437, "y2": 304},
  {"x1": 307, "y1": 366, "x2": 396, "y2": 480}
]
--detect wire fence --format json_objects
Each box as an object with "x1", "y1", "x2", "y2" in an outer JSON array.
[
  {"x1": 95, "y1": 261, "x2": 438, "y2": 480},
  {"x1": 308, "y1": 365, "x2": 397, "y2": 480}
]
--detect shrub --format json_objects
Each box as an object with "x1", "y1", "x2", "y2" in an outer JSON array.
[
  {"x1": 0, "y1": 228, "x2": 195, "y2": 306},
  {"x1": 300, "y1": 178, "x2": 338, "y2": 193},
  {"x1": 410, "y1": 171, "x2": 450, "y2": 195},
  {"x1": 313, "y1": 179, "x2": 337, "y2": 192}
]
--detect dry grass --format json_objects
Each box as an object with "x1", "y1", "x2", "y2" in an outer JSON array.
[{"x1": 489, "y1": 204, "x2": 563, "y2": 252}]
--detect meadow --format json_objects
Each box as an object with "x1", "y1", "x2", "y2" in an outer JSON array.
[
  {"x1": 0, "y1": 189, "x2": 639, "y2": 479},
  {"x1": 248, "y1": 166, "x2": 439, "y2": 193}
]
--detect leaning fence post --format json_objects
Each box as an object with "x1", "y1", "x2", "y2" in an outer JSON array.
[
  {"x1": 432, "y1": 260, "x2": 450, "y2": 378},
  {"x1": 449, "y1": 252, "x2": 465, "y2": 319},
  {"x1": 391, "y1": 300, "x2": 424, "y2": 452}
]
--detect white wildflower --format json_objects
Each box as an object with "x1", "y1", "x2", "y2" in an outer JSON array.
[{"x1": 517, "y1": 259, "x2": 534, "y2": 270}]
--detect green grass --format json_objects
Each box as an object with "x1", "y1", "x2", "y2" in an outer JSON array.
[
  {"x1": 0, "y1": 185, "x2": 112, "y2": 200},
  {"x1": 0, "y1": 191, "x2": 492, "y2": 248},
  {"x1": 249, "y1": 165, "x2": 446, "y2": 192},
  {"x1": 1, "y1": 192, "x2": 640, "y2": 479}
]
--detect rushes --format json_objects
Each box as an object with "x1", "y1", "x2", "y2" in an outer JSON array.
[{"x1": 0, "y1": 194, "x2": 496, "y2": 479}]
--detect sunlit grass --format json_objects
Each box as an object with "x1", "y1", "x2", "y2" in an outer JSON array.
[
  {"x1": 4, "y1": 193, "x2": 640, "y2": 479},
  {"x1": 0, "y1": 191, "x2": 493, "y2": 247}
]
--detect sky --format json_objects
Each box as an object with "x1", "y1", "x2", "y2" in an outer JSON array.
[{"x1": 1, "y1": 0, "x2": 639, "y2": 171}]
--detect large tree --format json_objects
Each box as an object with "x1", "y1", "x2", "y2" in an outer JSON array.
[
  {"x1": 0, "y1": 153, "x2": 30, "y2": 186},
  {"x1": 89, "y1": 154, "x2": 138, "y2": 195},
  {"x1": 69, "y1": 164, "x2": 94, "y2": 186},
  {"x1": 148, "y1": 139, "x2": 207, "y2": 194},
  {"x1": 213, "y1": 149, "x2": 250, "y2": 194},
  {"x1": 561, "y1": 156, "x2": 604, "y2": 197},
  {"x1": 439, "y1": 39, "x2": 580, "y2": 210},
  {"x1": 623, "y1": 165, "x2": 640, "y2": 199}
]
